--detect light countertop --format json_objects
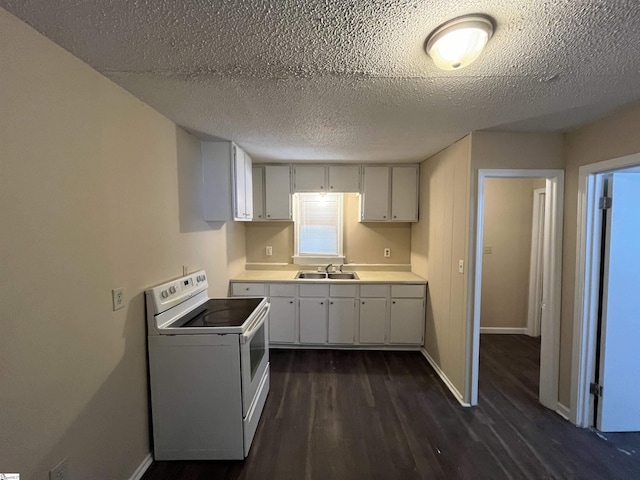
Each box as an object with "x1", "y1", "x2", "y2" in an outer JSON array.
[{"x1": 231, "y1": 270, "x2": 426, "y2": 284}]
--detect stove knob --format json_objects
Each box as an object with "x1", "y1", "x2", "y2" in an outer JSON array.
[
  {"x1": 169, "y1": 286, "x2": 177, "y2": 294},
  {"x1": 161, "y1": 290, "x2": 169, "y2": 298}
]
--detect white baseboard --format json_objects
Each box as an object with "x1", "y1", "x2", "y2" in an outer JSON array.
[
  {"x1": 129, "y1": 453, "x2": 152, "y2": 480},
  {"x1": 421, "y1": 348, "x2": 471, "y2": 407},
  {"x1": 480, "y1": 327, "x2": 528, "y2": 334},
  {"x1": 556, "y1": 402, "x2": 571, "y2": 422}
]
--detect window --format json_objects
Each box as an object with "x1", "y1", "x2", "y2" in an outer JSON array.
[{"x1": 293, "y1": 193, "x2": 344, "y2": 265}]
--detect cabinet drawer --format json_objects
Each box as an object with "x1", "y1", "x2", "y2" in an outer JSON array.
[
  {"x1": 231, "y1": 283, "x2": 266, "y2": 296},
  {"x1": 330, "y1": 285, "x2": 357, "y2": 298},
  {"x1": 391, "y1": 284, "x2": 425, "y2": 298},
  {"x1": 360, "y1": 284, "x2": 389, "y2": 298},
  {"x1": 299, "y1": 284, "x2": 329, "y2": 297},
  {"x1": 269, "y1": 283, "x2": 296, "y2": 297}
]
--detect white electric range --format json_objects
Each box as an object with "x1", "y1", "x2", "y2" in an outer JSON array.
[{"x1": 145, "y1": 270, "x2": 270, "y2": 460}]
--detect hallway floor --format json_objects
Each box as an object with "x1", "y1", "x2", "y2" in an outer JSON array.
[{"x1": 142, "y1": 335, "x2": 640, "y2": 479}]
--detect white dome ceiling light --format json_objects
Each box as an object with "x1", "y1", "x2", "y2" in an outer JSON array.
[{"x1": 425, "y1": 14, "x2": 495, "y2": 70}]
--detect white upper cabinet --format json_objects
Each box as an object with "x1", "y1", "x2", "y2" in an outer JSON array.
[
  {"x1": 293, "y1": 165, "x2": 326, "y2": 192},
  {"x1": 328, "y1": 165, "x2": 360, "y2": 192},
  {"x1": 360, "y1": 166, "x2": 390, "y2": 220},
  {"x1": 265, "y1": 165, "x2": 292, "y2": 219},
  {"x1": 391, "y1": 166, "x2": 419, "y2": 221},
  {"x1": 252, "y1": 166, "x2": 265, "y2": 220},
  {"x1": 360, "y1": 165, "x2": 419, "y2": 222},
  {"x1": 202, "y1": 141, "x2": 253, "y2": 221},
  {"x1": 293, "y1": 165, "x2": 360, "y2": 192},
  {"x1": 252, "y1": 165, "x2": 291, "y2": 221}
]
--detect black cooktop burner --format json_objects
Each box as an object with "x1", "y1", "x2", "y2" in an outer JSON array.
[{"x1": 170, "y1": 298, "x2": 263, "y2": 328}]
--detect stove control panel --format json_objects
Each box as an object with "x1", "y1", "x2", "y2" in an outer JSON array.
[{"x1": 147, "y1": 270, "x2": 208, "y2": 314}]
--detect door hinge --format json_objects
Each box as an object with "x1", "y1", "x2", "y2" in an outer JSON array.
[
  {"x1": 599, "y1": 196, "x2": 612, "y2": 209},
  {"x1": 590, "y1": 382, "x2": 603, "y2": 397}
]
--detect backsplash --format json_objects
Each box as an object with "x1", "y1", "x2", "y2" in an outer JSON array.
[{"x1": 245, "y1": 194, "x2": 411, "y2": 266}]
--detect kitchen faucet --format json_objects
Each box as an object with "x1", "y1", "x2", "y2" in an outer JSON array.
[{"x1": 325, "y1": 263, "x2": 333, "y2": 273}]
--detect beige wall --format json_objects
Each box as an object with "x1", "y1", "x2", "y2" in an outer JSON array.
[
  {"x1": 245, "y1": 193, "x2": 412, "y2": 265},
  {"x1": 411, "y1": 136, "x2": 471, "y2": 398},
  {"x1": 481, "y1": 178, "x2": 542, "y2": 329},
  {"x1": 0, "y1": 8, "x2": 245, "y2": 480},
  {"x1": 561, "y1": 102, "x2": 640, "y2": 407},
  {"x1": 470, "y1": 131, "x2": 565, "y2": 171},
  {"x1": 414, "y1": 131, "x2": 564, "y2": 403}
]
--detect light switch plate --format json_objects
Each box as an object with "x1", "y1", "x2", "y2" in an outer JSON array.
[
  {"x1": 458, "y1": 260, "x2": 464, "y2": 274},
  {"x1": 266, "y1": 246, "x2": 273, "y2": 256}
]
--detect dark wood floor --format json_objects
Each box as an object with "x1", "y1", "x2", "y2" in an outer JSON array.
[{"x1": 142, "y1": 335, "x2": 640, "y2": 479}]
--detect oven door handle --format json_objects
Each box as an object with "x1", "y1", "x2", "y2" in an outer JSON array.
[{"x1": 240, "y1": 302, "x2": 270, "y2": 344}]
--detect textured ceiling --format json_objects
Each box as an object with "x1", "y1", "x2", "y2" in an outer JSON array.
[{"x1": 3, "y1": 0, "x2": 640, "y2": 162}]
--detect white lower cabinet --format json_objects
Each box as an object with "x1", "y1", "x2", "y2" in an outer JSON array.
[
  {"x1": 269, "y1": 297, "x2": 296, "y2": 343},
  {"x1": 329, "y1": 299, "x2": 356, "y2": 344},
  {"x1": 328, "y1": 284, "x2": 357, "y2": 344},
  {"x1": 299, "y1": 298, "x2": 328, "y2": 344},
  {"x1": 389, "y1": 285, "x2": 426, "y2": 344},
  {"x1": 358, "y1": 284, "x2": 388, "y2": 344},
  {"x1": 230, "y1": 281, "x2": 425, "y2": 347},
  {"x1": 359, "y1": 299, "x2": 387, "y2": 344},
  {"x1": 390, "y1": 299, "x2": 424, "y2": 344}
]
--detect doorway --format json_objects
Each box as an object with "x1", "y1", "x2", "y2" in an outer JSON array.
[
  {"x1": 572, "y1": 153, "x2": 640, "y2": 431},
  {"x1": 469, "y1": 169, "x2": 564, "y2": 409}
]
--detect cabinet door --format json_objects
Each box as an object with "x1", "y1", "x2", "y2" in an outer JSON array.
[
  {"x1": 233, "y1": 147, "x2": 253, "y2": 220},
  {"x1": 293, "y1": 165, "x2": 326, "y2": 192},
  {"x1": 328, "y1": 165, "x2": 360, "y2": 192},
  {"x1": 391, "y1": 166, "x2": 418, "y2": 221},
  {"x1": 265, "y1": 165, "x2": 291, "y2": 220},
  {"x1": 389, "y1": 298, "x2": 424, "y2": 344},
  {"x1": 359, "y1": 298, "x2": 387, "y2": 344},
  {"x1": 361, "y1": 166, "x2": 390, "y2": 221},
  {"x1": 269, "y1": 297, "x2": 296, "y2": 343},
  {"x1": 328, "y1": 299, "x2": 356, "y2": 344},
  {"x1": 243, "y1": 152, "x2": 254, "y2": 219},
  {"x1": 299, "y1": 298, "x2": 328, "y2": 343},
  {"x1": 252, "y1": 166, "x2": 265, "y2": 220},
  {"x1": 233, "y1": 146, "x2": 247, "y2": 220}
]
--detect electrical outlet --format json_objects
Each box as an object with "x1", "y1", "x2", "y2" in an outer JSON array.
[
  {"x1": 49, "y1": 457, "x2": 68, "y2": 480},
  {"x1": 112, "y1": 288, "x2": 124, "y2": 311},
  {"x1": 384, "y1": 248, "x2": 391, "y2": 258},
  {"x1": 266, "y1": 246, "x2": 273, "y2": 256},
  {"x1": 483, "y1": 246, "x2": 493, "y2": 254}
]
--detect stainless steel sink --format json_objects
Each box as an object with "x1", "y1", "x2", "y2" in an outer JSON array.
[
  {"x1": 327, "y1": 272, "x2": 359, "y2": 280},
  {"x1": 295, "y1": 271, "x2": 359, "y2": 280},
  {"x1": 295, "y1": 272, "x2": 328, "y2": 279}
]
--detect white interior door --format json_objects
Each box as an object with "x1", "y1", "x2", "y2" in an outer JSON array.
[{"x1": 597, "y1": 172, "x2": 640, "y2": 432}]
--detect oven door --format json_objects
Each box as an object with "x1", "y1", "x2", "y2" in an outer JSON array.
[{"x1": 240, "y1": 300, "x2": 270, "y2": 417}]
